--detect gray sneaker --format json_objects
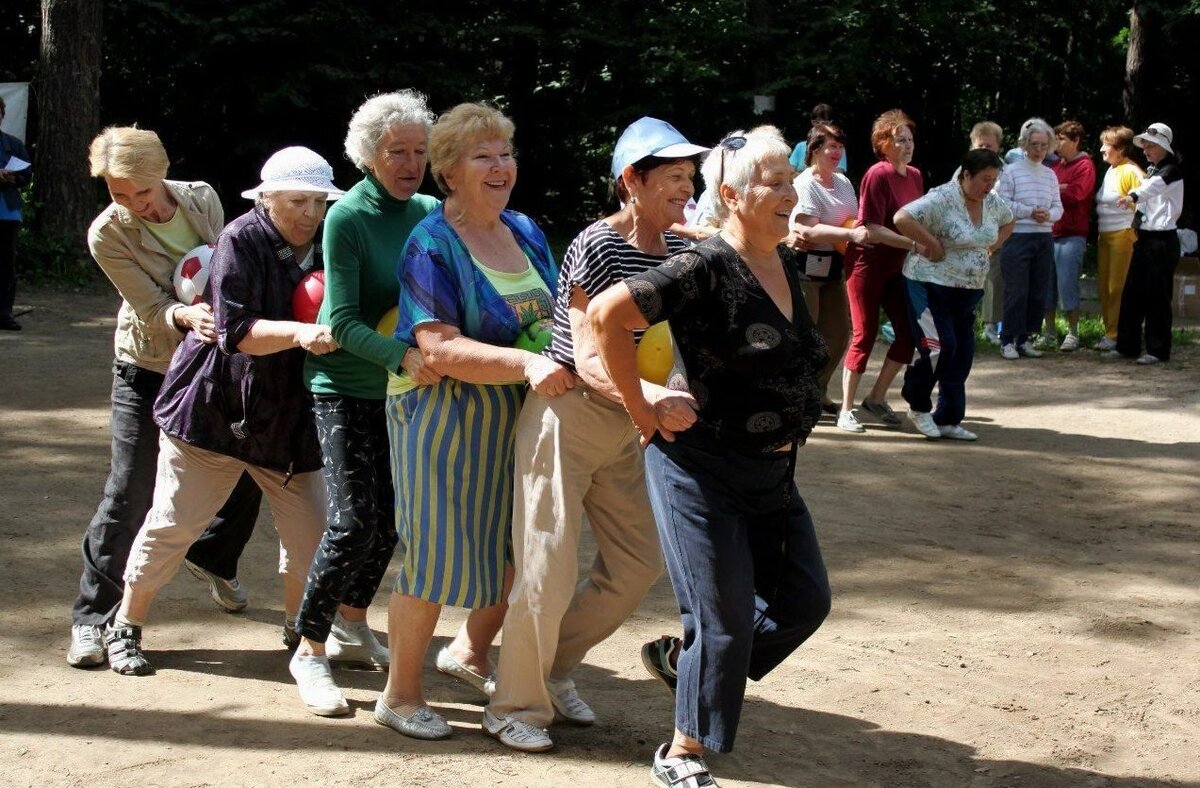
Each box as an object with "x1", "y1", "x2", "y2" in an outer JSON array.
[
  {"x1": 184, "y1": 560, "x2": 248, "y2": 612},
  {"x1": 861, "y1": 399, "x2": 902, "y2": 426},
  {"x1": 67, "y1": 624, "x2": 106, "y2": 667}
]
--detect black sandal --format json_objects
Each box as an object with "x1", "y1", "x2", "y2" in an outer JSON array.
[{"x1": 105, "y1": 624, "x2": 155, "y2": 676}]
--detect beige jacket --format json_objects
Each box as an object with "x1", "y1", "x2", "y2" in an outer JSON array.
[{"x1": 87, "y1": 180, "x2": 223, "y2": 374}]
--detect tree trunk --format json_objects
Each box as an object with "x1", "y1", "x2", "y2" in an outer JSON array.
[
  {"x1": 1123, "y1": 1, "x2": 1145, "y2": 124},
  {"x1": 34, "y1": 0, "x2": 103, "y2": 253}
]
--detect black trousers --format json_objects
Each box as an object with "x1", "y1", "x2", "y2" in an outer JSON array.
[
  {"x1": 0, "y1": 220, "x2": 18, "y2": 319},
  {"x1": 1116, "y1": 230, "x2": 1181, "y2": 361},
  {"x1": 72, "y1": 361, "x2": 262, "y2": 626},
  {"x1": 295, "y1": 395, "x2": 398, "y2": 642}
]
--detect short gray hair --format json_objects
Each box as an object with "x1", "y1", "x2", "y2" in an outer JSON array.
[
  {"x1": 1017, "y1": 117, "x2": 1054, "y2": 152},
  {"x1": 700, "y1": 125, "x2": 792, "y2": 225},
  {"x1": 344, "y1": 90, "x2": 435, "y2": 172}
]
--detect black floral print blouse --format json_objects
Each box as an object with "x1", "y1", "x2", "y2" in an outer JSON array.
[{"x1": 624, "y1": 235, "x2": 828, "y2": 454}]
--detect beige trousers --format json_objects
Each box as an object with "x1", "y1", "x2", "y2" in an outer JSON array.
[
  {"x1": 490, "y1": 388, "x2": 663, "y2": 727},
  {"x1": 981, "y1": 249, "x2": 1004, "y2": 324},
  {"x1": 123, "y1": 435, "x2": 325, "y2": 599}
]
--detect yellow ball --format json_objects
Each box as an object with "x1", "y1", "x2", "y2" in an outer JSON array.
[
  {"x1": 376, "y1": 306, "x2": 399, "y2": 337},
  {"x1": 637, "y1": 322, "x2": 674, "y2": 385}
]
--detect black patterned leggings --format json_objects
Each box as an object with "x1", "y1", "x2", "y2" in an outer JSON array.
[{"x1": 295, "y1": 394, "x2": 398, "y2": 642}]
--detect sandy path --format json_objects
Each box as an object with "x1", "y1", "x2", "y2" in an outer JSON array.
[{"x1": 1, "y1": 286, "x2": 1197, "y2": 787}]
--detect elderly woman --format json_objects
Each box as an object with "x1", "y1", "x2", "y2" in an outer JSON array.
[
  {"x1": 790, "y1": 122, "x2": 870, "y2": 413},
  {"x1": 485, "y1": 117, "x2": 706, "y2": 752},
  {"x1": 1041, "y1": 121, "x2": 1096, "y2": 352},
  {"x1": 995, "y1": 117, "x2": 1063, "y2": 360},
  {"x1": 107, "y1": 147, "x2": 340, "y2": 688},
  {"x1": 289, "y1": 91, "x2": 441, "y2": 714},
  {"x1": 1093, "y1": 126, "x2": 1144, "y2": 350},
  {"x1": 376, "y1": 103, "x2": 574, "y2": 741},
  {"x1": 838, "y1": 109, "x2": 928, "y2": 433},
  {"x1": 68, "y1": 127, "x2": 261, "y2": 671},
  {"x1": 589, "y1": 126, "x2": 832, "y2": 788},
  {"x1": 1107, "y1": 123, "x2": 1184, "y2": 364},
  {"x1": 969, "y1": 121, "x2": 1007, "y2": 345},
  {"x1": 894, "y1": 149, "x2": 1015, "y2": 441}
]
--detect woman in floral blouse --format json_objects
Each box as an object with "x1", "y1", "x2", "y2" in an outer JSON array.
[{"x1": 894, "y1": 148, "x2": 1015, "y2": 441}]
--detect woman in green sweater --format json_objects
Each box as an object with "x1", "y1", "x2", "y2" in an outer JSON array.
[{"x1": 290, "y1": 90, "x2": 442, "y2": 716}]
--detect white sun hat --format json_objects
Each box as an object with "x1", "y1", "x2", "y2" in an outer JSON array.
[
  {"x1": 240, "y1": 146, "x2": 346, "y2": 200},
  {"x1": 1133, "y1": 123, "x2": 1174, "y2": 156}
]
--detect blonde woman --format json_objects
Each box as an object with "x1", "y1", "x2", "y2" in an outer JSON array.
[
  {"x1": 377, "y1": 104, "x2": 574, "y2": 741},
  {"x1": 69, "y1": 127, "x2": 261, "y2": 670},
  {"x1": 1093, "y1": 126, "x2": 1144, "y2": 350}
]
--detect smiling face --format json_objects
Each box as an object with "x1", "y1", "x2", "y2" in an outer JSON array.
[
  {"x1": 814, "y1": 139, "x2": 845, "y2": 171},
  {"x1": 731, "y1": 153, "x2": 797, "y2": 243},
  {"x1": 885, "y1": 125, "x2": 915, "y2": 166},
  {"x1": 105, "y1": 176, "x2": 173, "y2": 223},
  {"x1": 627, "y1": 159, "x2": 696, "y2": 230},
  {"x1": 443, "y1": 137, "x2": 516, "y2": 215},
  {"x1": 369, "y1": 123, "x2": 428, "y2": 201},
  {"x1": 262, "y1": 191, "x2": 328, "y2": 248}
]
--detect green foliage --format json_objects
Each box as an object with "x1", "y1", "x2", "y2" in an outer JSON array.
[{"x1": 15, "y1": 179, "x2": 95, "y2": 284}]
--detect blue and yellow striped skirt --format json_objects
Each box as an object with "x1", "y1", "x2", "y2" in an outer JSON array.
[{"x1": 386, "y1": 379, "x2": 525, "y2": 608}]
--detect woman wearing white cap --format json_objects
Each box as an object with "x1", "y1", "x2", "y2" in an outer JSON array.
[
  {"x1": 1106, "y1": 123, "x2": 1185, "y2": 364},
  {"x1": 484, "y1": 117, "x2": 706, "y2": 752},
  {"x1": 106, "y1": 147, "x2": 343, "y2": 693}
]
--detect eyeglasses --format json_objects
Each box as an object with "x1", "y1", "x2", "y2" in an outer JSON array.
[{"x1": 716, "y1": 135, "x2": 747, "y2": 187}]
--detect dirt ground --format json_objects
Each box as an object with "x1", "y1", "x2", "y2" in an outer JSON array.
[{"x1": 1, "y1": 284, "x2": 1197, "y2": 788}]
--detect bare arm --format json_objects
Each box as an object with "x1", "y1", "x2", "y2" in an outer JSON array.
[
  {"x1": 416, "y1": 322, "x2": 576, "y2": 397},
  {"x1": 989, "y1": 221, "x2": 1016, "y2": 254},
  {"x1": 793, "y1": 213, "x2": 871, "y2": 247},
  {"x1": 237, "y1": 320, "x2": 337, "y2": 356},
  {"x1": 893, "y1": 210, "x2": 944, "y2": 262}
]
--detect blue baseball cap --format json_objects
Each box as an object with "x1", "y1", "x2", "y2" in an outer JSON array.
[{"x1": 611, "y1": 117, "x2": 709, "y2": 180}]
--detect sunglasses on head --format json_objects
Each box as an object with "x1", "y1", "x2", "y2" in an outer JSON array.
[{"x1": 716, "y1": 135, "x2": 747, "y2": 188}]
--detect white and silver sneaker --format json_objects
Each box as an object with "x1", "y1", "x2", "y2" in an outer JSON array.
[
  {"x1": 1017, "y1": 341, "x2": 1044, "y2": 358},
  {"x1": 938, "y1": 424, "x2": 978, "y2": 441},
  {"x1": 1000, "y1": 342, "x2": 1019, "y2": 360},
  {"x1": 547, "y1": 677, "x2": 596, "y2": 726},
  {"x1": 482, "y1": 707, "x2": 553, "y2": 752},
  {"x1": 184, "y1": 560, "x2": 248, "y2": 612},
  {"x1": 67, "y1": 624, "x2": 107, "y2": 667},
  {"x1": 908, "y1": 410, "x2": 941, "y2": 439},
  {"x1": 836, "y1": 409, "x2": 866, "y2": 433},
  {"x1": 289, "y1": 652, "x2": 350, "y2": 717},
  {"x1": 327, "y1": 613, "x2": 389, "y2": 669}
]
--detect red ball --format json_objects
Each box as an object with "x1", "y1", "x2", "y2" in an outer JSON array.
[{"x1": 292, "y1": 270, "x2": 325, "y2": 323}]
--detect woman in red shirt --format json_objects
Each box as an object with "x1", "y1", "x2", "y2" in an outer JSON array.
[{"x1": 838, "y1": 109, "x2": 932, "y2": 433}]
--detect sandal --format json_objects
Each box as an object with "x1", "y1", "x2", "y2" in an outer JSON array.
[
  {"x1": 651, "y1": 743, "x2": 721, "y2": 787},
  {"x1": 641, "y1": 635, "x2": 679, "y2": 695},
  {"x1": 105, "y1": 624, "x2": 154, "y2": 676}
]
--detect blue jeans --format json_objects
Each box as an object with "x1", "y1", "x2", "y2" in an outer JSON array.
[
  {"x1": 902, "y1": 280, "x2": 982, "y2": 426},
  {"x1": 999, "y1": 233, "x2": 1054, "y2": 345},
  {"x1": 1049, "y1": 235, "x2": 1086, "y2": 311},
  {"x1": 644, "y1": 428, "x2": 830, "y2": 753},
  {"x1": 72, "y1": 361, "x2": 262, "y2": 626}
]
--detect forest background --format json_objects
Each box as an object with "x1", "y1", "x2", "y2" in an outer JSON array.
[{"x1": 3, "y1": 0, "x2": 1197, "y2": 276}]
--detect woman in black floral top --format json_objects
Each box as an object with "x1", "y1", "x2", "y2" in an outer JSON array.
[{"x1": 589, "y1": 126, "x2": 832, "y2": 788}]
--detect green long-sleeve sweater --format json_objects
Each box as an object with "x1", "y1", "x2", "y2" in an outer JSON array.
[{"x1": 304, "y1": 173, "x2": 438, "y2": 399}]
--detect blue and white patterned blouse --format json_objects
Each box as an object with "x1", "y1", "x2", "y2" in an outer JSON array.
[{"x1": 902, "y1": 181, "x2": 1014, "y2": 290}]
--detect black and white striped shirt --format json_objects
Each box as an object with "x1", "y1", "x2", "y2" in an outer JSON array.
[{"x1": 546, "y1": 220, "x2": 687, "y2": 371}]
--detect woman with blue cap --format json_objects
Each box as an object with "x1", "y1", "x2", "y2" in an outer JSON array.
[{"x1": 484, "y1": 117, "x2": 707, "y2": 752}]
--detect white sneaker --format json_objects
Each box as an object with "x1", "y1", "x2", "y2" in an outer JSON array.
[
  {"x1": 983, "y1": 324, "x2": 1000, "y2": 346},
  {"x1": 327, "y1": 614, "x2": 389, "y2": 669},
  {"x1": 1135, "y1": 354, "x2": 1162, "y2": 365},
  {"x1": 482, "y1": 707, "x2": 554, "y2": 752},
  {"x1": 289, "y1": 653, "x2": 350, "y2": 717},
  {"x1": 836, "y1": 409, "x2": 865, "y2": 433},
  {"x1": 1059, "y1": 333, "x2": 1079, "y2": 352},
  {"x1": 1000, "y1": 343, "x2": 1019, "y2": 360},
  {"x1": 1095, "y1": 337, "x2": 1118, "y2": 351},
  {"x1": 938, "y1": 424, "x2": 978, "y2": 441},
  {"x1": 1017, "y1": 341, "x2": 1043, "y2": 358},
  {"x1": 546, "y1": 677, "x2": 596, "y2": 726},
  {"x1": 184, "y1": 560, "x2": 248, "y2": 612},
  {"x1": 67, "y1": 624, "x2": 106, "y2": 667},
  {"x1": 1033, "y1": 334, "x2": 1057, "y2": 351},
  {"x1": 908, "y1": 410, "x2": 941, "y2": 439}
]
